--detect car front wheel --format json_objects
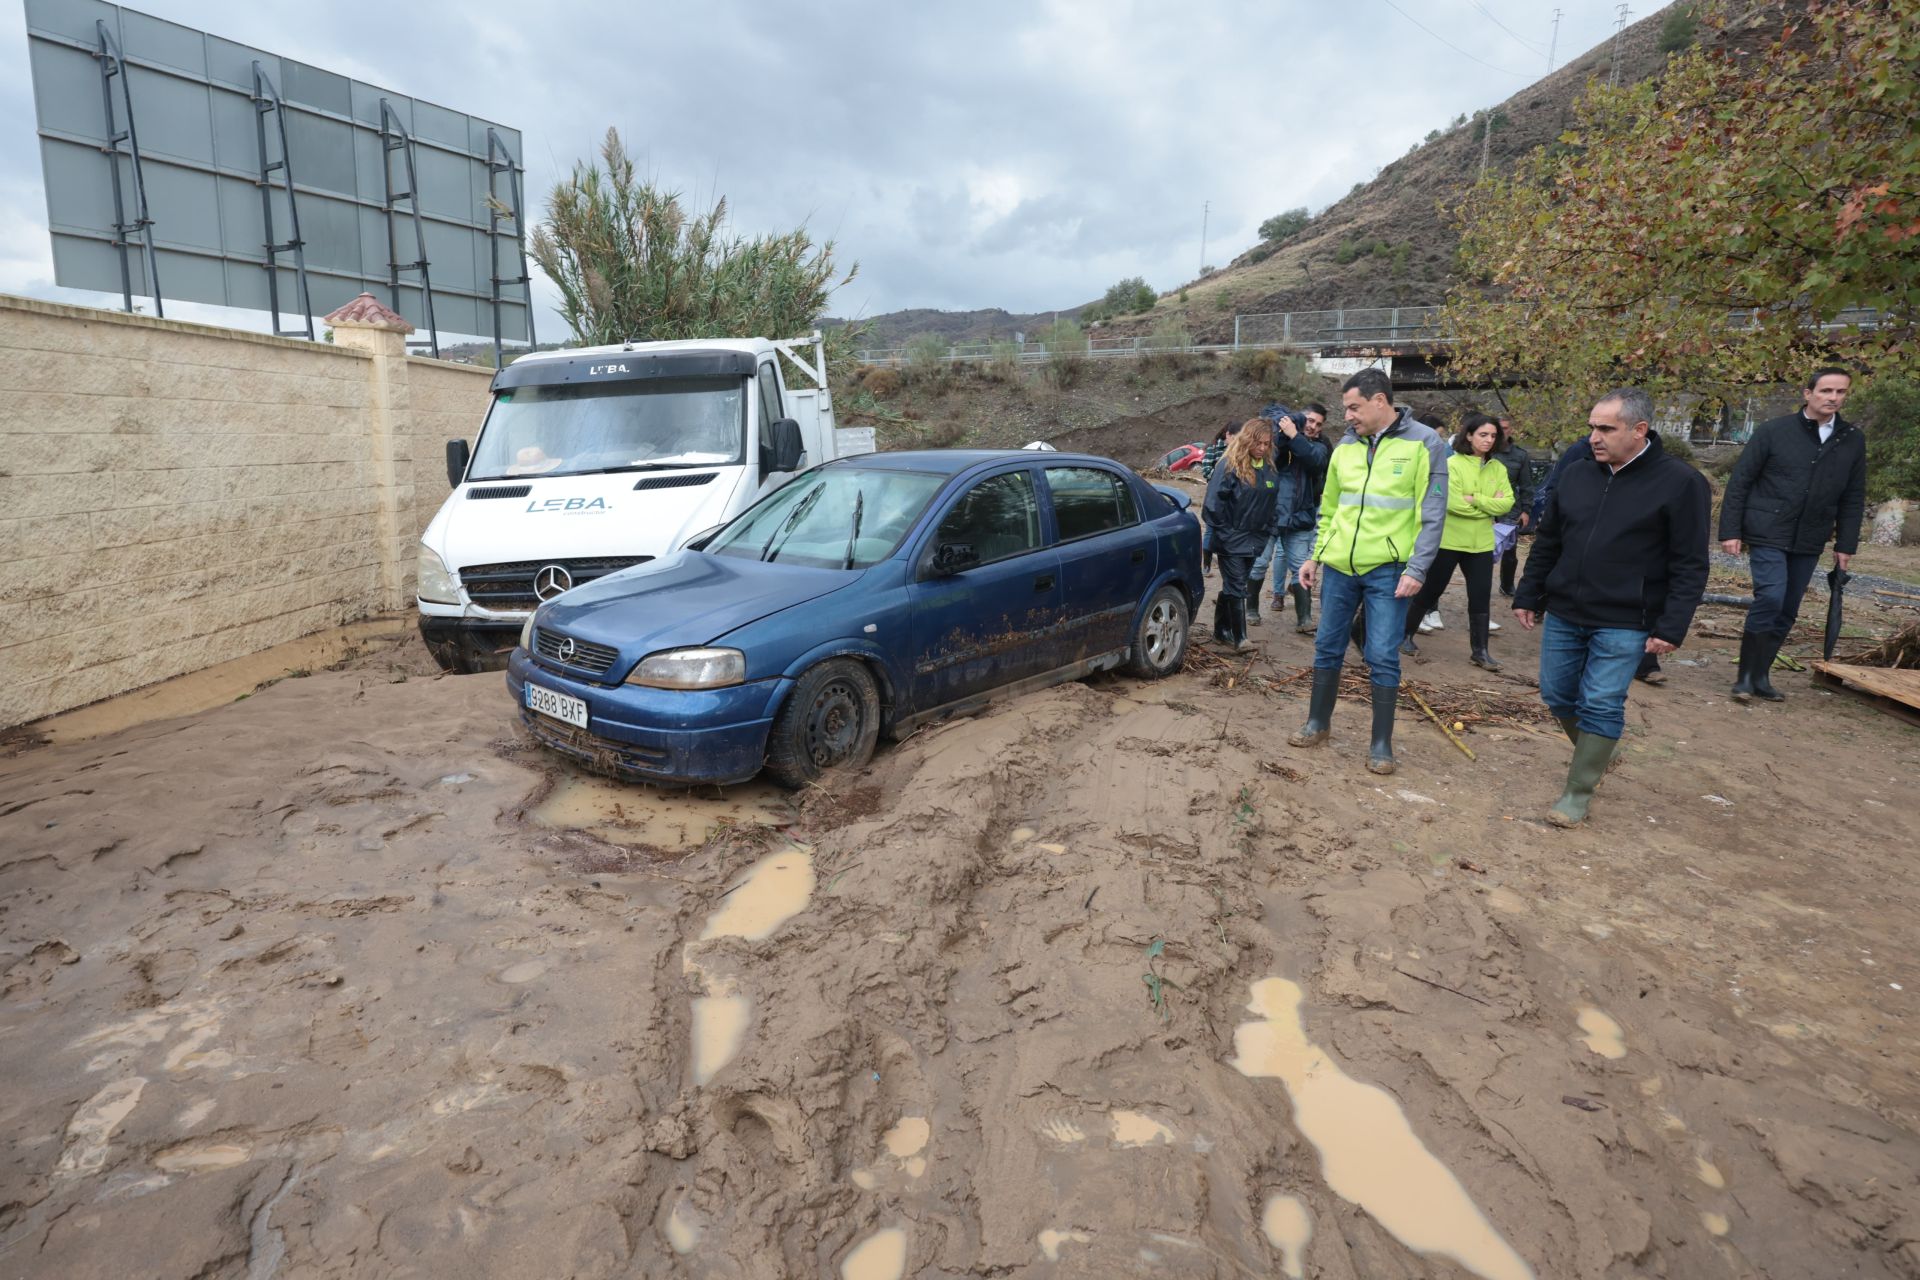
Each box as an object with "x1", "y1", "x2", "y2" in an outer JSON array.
[
  {"x1": 1125, "y1": 585, "x2": 1190, "y2": 679},
  {"x1": 764, "y1": 658, "x2": 882, "y2": 788}
]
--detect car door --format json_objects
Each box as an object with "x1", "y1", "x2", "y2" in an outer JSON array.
[
  {"x1": 906, "y1": 468, "x2": 1062, "y2": 713},
  {"x1": 1042, "y1": 464, "x2": 1154, "y2": 662}
]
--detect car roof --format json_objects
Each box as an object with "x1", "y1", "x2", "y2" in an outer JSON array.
[{"x1": 829, "y1": 449, "x2": 1128, "y2": 476}]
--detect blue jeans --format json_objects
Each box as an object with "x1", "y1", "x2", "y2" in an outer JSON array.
[
  {"x1": 1747, "y1": 545, "x2": 1820, "y2": 638},
  {"x1": 1538, "y1": 614, "x2": 1647, "y2": 739},
  {"x1": 1253, "y1": 529, "x2": 1317, "y2": 597},
  {"x1": 1314, "y1": 563, "x2": 1409, "y2": 687}
]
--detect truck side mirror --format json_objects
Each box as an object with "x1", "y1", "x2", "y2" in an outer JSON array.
[
  {"x1": 931, "y1": 542, "x2": 979, "y2": 577},
  {"x1": 767, "y1": 418, "x2": 805, "y2": 473},
  {"x1": 446, "y1": 439, "x2": 471, "y2": 488}
]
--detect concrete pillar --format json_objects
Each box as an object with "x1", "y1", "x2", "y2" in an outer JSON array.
[{"x1": 325, "y1": 293, "x2": 415, "y2": 613}]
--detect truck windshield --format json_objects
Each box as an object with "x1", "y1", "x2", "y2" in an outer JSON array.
[
  {"x1": 706, "y1": 468, "x2": 944, "y2": 570},
  {"x1": 468, "y1": 377, "x2": 746, "y2": 480}
]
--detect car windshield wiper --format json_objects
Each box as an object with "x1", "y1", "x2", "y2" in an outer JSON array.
[
  {"x1": 593, "y1": 461, "x2": 720, "y2": 475},
  {"x1": 760, "y1": 482, "x2": 826, "y2": 562},
  {"x1": 841, "y1": 489, "x2": 865, "y2": 570}
]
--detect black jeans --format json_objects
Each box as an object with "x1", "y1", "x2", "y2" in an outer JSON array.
[
  {"x1": 1747, "y1": 546, "x2": 1821, "y2": 638},
  {"x1": 1404, "y1": 548, "x2": 1492, "y2": 638},
  {"x1": 1500, "y1": 544, "x2": 1520, "y2": 591},
  {"x1": 1217, "y1": 551, "x2": 1254, "y2": 602}
]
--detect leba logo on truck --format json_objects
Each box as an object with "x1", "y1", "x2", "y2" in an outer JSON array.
[
  {"x1": 588, "y1": 363, "x2": 629, "y2": 375},
  {"x1": 527, "y1": 497, "x2": 609, "y2": 512}
]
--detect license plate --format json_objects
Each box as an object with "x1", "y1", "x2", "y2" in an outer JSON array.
[{"x1": 525, "y1": 682, "x2": 588, "y2": 729}]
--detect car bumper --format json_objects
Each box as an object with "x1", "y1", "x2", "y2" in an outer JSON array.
[
  {"x1": 506, "y1": 648, "x2": 785, "y2": 786},
  {"x1": 419, "y1": 615, "x2": 522, "y2": 672}
]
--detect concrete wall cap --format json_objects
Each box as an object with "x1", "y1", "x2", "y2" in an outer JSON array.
[{"x1": 324, "y1": 293, "x2": 414, "y2": 333}]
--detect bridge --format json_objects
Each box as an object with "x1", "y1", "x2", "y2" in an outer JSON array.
[{"x1": 853, "y1": 304, "x2": 1890, "y2": 391}]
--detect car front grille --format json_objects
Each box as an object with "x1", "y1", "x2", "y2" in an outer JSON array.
[
  {"x1": 532, "y1": 626, "x2": 621, "y2": 677},
  {"x1": 460, "y1": 556, "x2": 650, "y2": 608}
]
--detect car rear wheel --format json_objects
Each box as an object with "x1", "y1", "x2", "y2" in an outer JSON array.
[
  {"x1": 1124, "y1": 585, "x2": 1189, "y2": 679},
  {"x1": 764, "y1": 658, "x2": 882, "y2": 788}
]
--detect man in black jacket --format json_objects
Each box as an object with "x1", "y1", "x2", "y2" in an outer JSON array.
[
  {"x1": 1514, "y1": 388, "x2": 1711, "y2": 828},
  {"x1": 1718, "y1": 368, "x2": 1866, "y2": 703}
]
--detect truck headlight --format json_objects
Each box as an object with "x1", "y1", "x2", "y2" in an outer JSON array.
[
  {"x1": 624, "y1": 647, "x2": 745, "y2": 690},
  {"x1": 416, "y1": 544, "x2": 461, "y2": 605},
  {"x1": 520, "y1": 612, "x2": 537, "y2": 651}
]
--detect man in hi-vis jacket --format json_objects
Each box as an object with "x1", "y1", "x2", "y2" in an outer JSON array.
[{"x1": 1288, "y1": 368, "x2": 1447, "y2": 776}]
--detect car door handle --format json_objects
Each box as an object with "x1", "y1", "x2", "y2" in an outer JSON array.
[
  {"x1": 1034, "y1": 574, "x2": 1055, "y2": 591},
  {"x1": 1130, "y1": 548, "x2": 1146, "y2": 563}
]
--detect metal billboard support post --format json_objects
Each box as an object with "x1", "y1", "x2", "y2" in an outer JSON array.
[
  {"x1": 378, "y1": 98, "x2": 438, "y2": 358},
  {"x1": 250, "y1": 62, "x2": 315, "y2": 340},
  {"x1": 486, "y1": 127, "x2": 535, "y2": 366},
  {"x1": 92, "y1": 20, "x2": 162, "y2": 317}
]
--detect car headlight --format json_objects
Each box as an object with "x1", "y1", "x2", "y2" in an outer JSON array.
[
  {"x1": 519, "y1": 612, "x2": 537, "y2": 651},
  {"x1": 416, "y1": 544, "x2": 461, "y2": 605},
  {"x1": 624, "y1": 647, "x2": 745, "y2": 689}
]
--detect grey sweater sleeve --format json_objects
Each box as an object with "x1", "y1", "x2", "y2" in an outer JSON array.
[{"x1": 1405, "y1": 429, "x2": 1449, "y2": 583}]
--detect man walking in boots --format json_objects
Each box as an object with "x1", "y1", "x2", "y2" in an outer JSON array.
[
  {"x1": 1513, "y1": 388, "x2": 1710, "y2": 827},
  {"x1": 1288, "y1": 369, "x2": 1447, "y2": 775},
  {"x1": 1718, "y1": 368, "x2": 1866, "y2": 703}
]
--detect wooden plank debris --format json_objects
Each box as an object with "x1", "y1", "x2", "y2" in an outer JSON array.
[{"x1": 1811, "y1": 661, "x2": 1920, "y2": 727}]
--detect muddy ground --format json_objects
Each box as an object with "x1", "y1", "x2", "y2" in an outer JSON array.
[{"x1": 3, "y1": 591, "x2": 1919, "y2": 1278}]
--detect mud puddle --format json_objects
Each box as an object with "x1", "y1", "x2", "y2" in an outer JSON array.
[{"x1": 531, "y1": 771, "x2": 792, "y2": 851}]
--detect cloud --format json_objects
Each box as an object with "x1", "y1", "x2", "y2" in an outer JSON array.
[{"x1": 0, "y1": 0, "x2": 1629, "y2": 335}]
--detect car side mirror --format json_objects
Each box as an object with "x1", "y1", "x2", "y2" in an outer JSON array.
[
  {"x1": 446, "y1": 439, "x2": 471, "y2": 488},
  {"x1": 681, "y1": 524, "x2": 723, "y2": 551},
  {"x1": 931, "y1": 542, "x2": 979, "y2": 576},
  {"x1": 767, "y1": 418, "x2": 805, "y2": 473}
]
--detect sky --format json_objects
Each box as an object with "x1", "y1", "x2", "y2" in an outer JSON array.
[{"x1": 1, "y1": 0, "x2": 1637, "y2": 343}]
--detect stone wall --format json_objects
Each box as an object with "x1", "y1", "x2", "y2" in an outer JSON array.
[{"x1": 0, "y1": 294, "x2": 494, "y2": 728}]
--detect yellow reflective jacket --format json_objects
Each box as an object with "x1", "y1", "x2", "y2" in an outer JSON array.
[
  {"x1": 1441, "y1": 453, "x2": 1515, "y2": 554},
  {"x1": 1310, "y1": 410, "x2": 1449, "y2": 581}
]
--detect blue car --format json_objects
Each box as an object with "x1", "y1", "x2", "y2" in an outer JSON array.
[{"x1": 505, "y1": 450, "x2": 1204, "y2": 787}]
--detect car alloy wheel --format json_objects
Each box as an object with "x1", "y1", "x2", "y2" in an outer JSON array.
[{"x1": 1142, "y1": 597, "x2": 1180, "y2": 667}]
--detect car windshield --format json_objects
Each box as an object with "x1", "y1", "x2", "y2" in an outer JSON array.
[
  {"x1": 468, "y1": 377, "x2": 746, "y2": 480},
  {"x1": 706, "y1": 467, "x2": 944, "y2": 570}
]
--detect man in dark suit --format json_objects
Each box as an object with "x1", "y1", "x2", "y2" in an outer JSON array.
[{"x1": 1718, "y1": 368, "x2": 1867, "y2": 703}]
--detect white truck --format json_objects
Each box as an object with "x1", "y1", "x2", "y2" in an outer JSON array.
[{"x1": 416, "y1": 332, "x2": 871, "y2": 672}]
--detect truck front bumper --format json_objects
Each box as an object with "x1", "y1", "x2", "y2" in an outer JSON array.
[{"x1": 419, "y1": 615, "x2": 523, "y2": 673}]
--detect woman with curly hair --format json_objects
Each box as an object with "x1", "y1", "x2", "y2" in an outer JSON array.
[{"x1": 1202, "y1": 418, "x2": 1279, "y2": 650}]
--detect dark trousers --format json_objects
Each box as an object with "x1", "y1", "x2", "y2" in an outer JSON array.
[
  {"x1": 1747, "y1": 545, "x2": 1820, "y2": 638},
  {"x1": 1500, "y1": 544, "x2": 1519, "y2": 591},
  {"x1": 1404, "y1": 548, "x2": 1492, "y2": 638},
  {"x1": 1217, "y1": 551, "x2": 1254, "y2": 601}
]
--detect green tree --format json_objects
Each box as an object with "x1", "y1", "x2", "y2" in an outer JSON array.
[
  {"x1": 1102, "y1": 277, "x2": 1157, "y2": 316},
  {"x1": 531, "y1": 128, "x2": 858, "y2": 358},
  {"x1": 1443, "y1": 1, "x2": 1918, "y2": 428},
  {"x1": 1658, "y1": 4, "x2": 1699, "y2": 53},
  {"x1": 1259, "y1": 208, "x2": 1310, "y2": 242},
  {"x1": 1854, "y1": 376, "x2": 1920, "y2": 501}
]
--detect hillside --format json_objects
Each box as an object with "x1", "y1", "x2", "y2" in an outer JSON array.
[{"x1": 833, "y1": 5, "x2": 1690, "y2": 349}]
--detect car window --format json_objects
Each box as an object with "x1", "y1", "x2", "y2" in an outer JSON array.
[
  {"x1": 931, "y1": 471, "x2": 1041, "y2": 567},
  {"x1": 757, "y1": 363, "x2": 782, "y2": 429},
  {"x1": 1045, "y1": 466, "x2": 1137, "y2": 542},
  {"x1": 706, "y1": 467, "x2": 943, "y2": 569}
]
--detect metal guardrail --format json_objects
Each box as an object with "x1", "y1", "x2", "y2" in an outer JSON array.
[{"x1": 853, "y1": 303, "x2": 1893, "y2": 366}]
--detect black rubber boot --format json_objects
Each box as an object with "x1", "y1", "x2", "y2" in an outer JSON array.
[
  {"x1": 1750, "y1": 632, "x2": 1787, "y2": 702},
  {"x1": 1469, "y1": 613, "x2": 1500, "y2": 670},
  {"x1": 1288, "y1": 667, "x2": 1341, "y2": 747},
  {"x1": 1246, "y1": 584, "x2": 1264, "y2": 628},
  {"x1": 1549, "y1": 731, "x2": 1618, "y2": 827},
  {"x1": 1231, "y1": 598, "x2": 1254, "y2": 652},
  {"x1": 1291, "y1": 585, "x2": 1313, "y2": 633},
  {"x1": 1730, "y1": 631, "x2": 1759, "y2": 702},
  {"x1": 1366, "y1": 683, "x2": 1398, "y2": 775},
  {"x1": 1212, "y1": 599, "x2": 1234, "y2": 648},
  {"x1": 1555, "y1": 716, "x2": 1580, "y2": 745}
]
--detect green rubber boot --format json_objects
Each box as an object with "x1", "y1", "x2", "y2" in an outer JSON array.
[{"x1": 1548, "y1": 731, "x2": 1618, "y2": 828}]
